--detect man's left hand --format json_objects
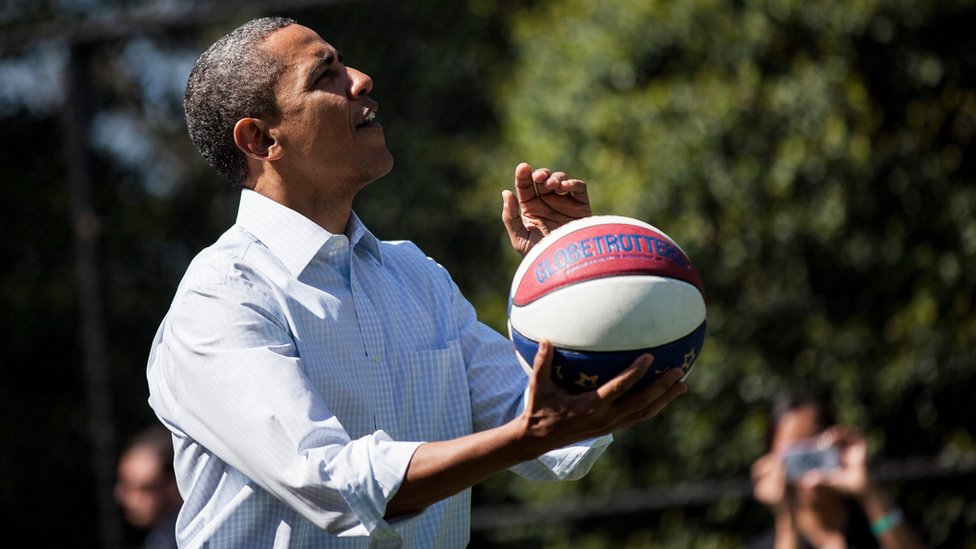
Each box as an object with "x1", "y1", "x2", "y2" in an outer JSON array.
[{"x1": 502, "y1": 162, "x2": 591, "y2": 257}]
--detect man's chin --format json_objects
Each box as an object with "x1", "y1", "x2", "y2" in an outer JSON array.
[
  {"x1": 342, "y1": 150, "x2": 394, "y2": 191},
  {"x1": 367, "y1": 152, "x2": 395, "y2": 182}
]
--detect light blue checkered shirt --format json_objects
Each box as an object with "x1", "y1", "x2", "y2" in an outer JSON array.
[{"x1": 147, "y1": 190, "x2": 610, "y2": 548}]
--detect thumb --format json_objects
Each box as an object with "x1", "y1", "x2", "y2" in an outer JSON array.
[
  {"x1": 501, "y1": 190, "x2": 521, "y2": 229},
  {"x1": 501, "y1": 189, "x2": 530, "y2": 255},
  {"x1": 529, "y1": 340, "x2": 554, "y2": 391}
]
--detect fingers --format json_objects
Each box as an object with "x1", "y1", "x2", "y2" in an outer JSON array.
[
  {"x1": 636, "y1": 376, "x2": 687, "y2": 419},
  {"x1": 818, "y1": 426, "x2": 867, "y2": 465},
  {"x1": 797, "y1": 468, "x2": 848, "y2": 492},
  {"x1": 818, "y1": 425, "x2": 846, "y2": 446},
  {"x1": 535, "y1": 170, "x2": 588, "y2": 199},
  {"x1": 824, "y1": 425, "x2": 865, "y2": 449},
  {"x1": 514, "y1": 162, "x2": 538, "y2": 203},
  {"x1": 752, "y1": 453, "x2": 775, "y2": 480},
  {"x1": 611, "y1": 366, "x2": 687, "y2": 424},
  {"x1": 514, "y1": 162, "x2": 589, "y2": 203},
  {"x1": 530, "y1": 168, "x2": 553, "y2": 197},
  {"x1": 752, "y1": 453, "x2": 788, "y2": 507},
  {"x1": 797, "y1": 469, "x2": 829, "y2": 489},
  {"x1": 612, "y1": 364, "x2": 684, "y2": 403},
  {"x1": 529, "y1": 339, "x2": 555, "y2": 391},
  {"x1": 596, "y1": 354, "x2": 655, "y2": 400}
]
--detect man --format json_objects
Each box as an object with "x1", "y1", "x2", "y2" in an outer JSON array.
[
  {"x1": 148, "y1": 16, "x2": 687, "y2": 547},
  {"x1": 115, "y1": 426, "x2": 182, "y2": 549}
]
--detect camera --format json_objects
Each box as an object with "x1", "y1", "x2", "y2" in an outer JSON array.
[{"x1": 782, "y1": 440, "x2": 840, "y2": 482}]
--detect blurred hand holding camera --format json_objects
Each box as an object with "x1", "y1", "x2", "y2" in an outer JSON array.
[
  {"x1": 794, "y1": 426, "x2": 871, "y2": 498},
  {"x1": 751, "y1": 452, "x2": 789, "y2": 512},
  {"x1": 752, "y1": 425, "x2": 874, "y2": 508}
]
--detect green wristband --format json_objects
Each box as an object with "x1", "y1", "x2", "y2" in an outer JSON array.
[{"x1": 870, "y1": 507, "x2": 904, "y2": 536}]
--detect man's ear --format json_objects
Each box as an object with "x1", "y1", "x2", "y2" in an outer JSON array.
[{"x1": 233, "y1": 118, "x2": 282, "y2": 161}]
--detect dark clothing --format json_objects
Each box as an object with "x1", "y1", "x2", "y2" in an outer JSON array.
[
  {"x1": 746, "y1": 509, "x2": 877, "y2": 549},
  {"x1": 143, "y1": 511, "x2": 179, "y2": 549}
]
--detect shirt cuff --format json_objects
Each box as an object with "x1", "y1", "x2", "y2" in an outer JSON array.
[
  {"x1": 322, "y1": 431, "x2": 423, "y2": 537},
  {"x1": 536, "y1": 434, "x2": 614, "y2": 480}
]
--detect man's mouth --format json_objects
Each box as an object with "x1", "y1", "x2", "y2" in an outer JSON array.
[{"x1": 356, "y1": 111, "x2": 377, "y2": 129}]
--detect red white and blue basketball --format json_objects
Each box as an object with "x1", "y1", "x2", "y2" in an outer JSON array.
[{"x1": 508, "y1": 215, "x2": 706, "y2": 393}]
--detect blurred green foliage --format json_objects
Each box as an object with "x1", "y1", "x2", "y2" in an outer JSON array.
[
  {"x1": 0, "y1": 0, "x2": 973, "y2": 547},
  {"x1": 470, "y1": 0, "x2": 976, "y2": 545}
]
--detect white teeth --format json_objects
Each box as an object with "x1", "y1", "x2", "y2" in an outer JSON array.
[{"x1": 356, "y1": 111, "x2": 376, "y2": 128}]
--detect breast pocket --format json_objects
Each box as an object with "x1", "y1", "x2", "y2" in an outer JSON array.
[{"x1": 397, "y1": 339, "x2": 472, "y2": 442}]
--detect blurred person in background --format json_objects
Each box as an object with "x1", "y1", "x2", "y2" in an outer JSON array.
[
  {"x1": 115, "y1": 425, "x2": 181, "y2": 549},
  {"x1": 748, "y1": 387, "x2": 926, "y2": 549}
]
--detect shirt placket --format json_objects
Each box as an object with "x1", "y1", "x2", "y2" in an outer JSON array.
[{"x1": 349, "y1": 247, "x2": 397, "y2": 437}]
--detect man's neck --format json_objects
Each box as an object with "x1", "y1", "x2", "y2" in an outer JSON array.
[{"x1": 251, "y1": 178, "x2": 354, "y2": 235}]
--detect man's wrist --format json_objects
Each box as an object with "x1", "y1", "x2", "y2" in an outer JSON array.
[{"x1": 508, "y1": 413, "x2": 562, "y2": 462}]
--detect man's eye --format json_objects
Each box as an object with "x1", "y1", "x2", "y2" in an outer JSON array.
[{"x1": 316, "y1": 69, "x2": 335, "y2": 83}]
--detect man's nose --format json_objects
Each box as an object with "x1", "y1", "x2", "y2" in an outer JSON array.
[{"x1": 347, "y1": 67, "x2": 373, "y2": 98}]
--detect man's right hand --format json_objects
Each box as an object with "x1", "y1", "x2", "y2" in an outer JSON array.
[{"x1": 517, "y1": 340, "x2": 687, "y2": 458}]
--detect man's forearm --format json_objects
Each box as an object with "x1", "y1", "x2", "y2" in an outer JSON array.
[{"x1": 385, "y1": 417, "x2": 540, "y2": 518}]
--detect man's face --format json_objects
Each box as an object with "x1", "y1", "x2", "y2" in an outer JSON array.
[
  {"x1": 260, "y1": 24, "x2": 393, "y2": 192},
  {"x1": 114, "y1": 448, "x2": 179, "y2": 529}
]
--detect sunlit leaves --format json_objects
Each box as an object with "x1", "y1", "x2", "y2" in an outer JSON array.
[{"x1": 473, "y1": 0, "x2": 976, "y2": 545}]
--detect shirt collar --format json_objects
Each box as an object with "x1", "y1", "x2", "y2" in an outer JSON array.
[
  {"x1": 346, "y1": 210, "x2": 383, "y2": 263},
  {"x1": 235, "y1": 189, "x2": 383, "y2": 277}
]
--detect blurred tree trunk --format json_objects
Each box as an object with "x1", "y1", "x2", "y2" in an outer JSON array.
[{"x1": 62, "y1": 42, "x2": 122, "y2": 549}]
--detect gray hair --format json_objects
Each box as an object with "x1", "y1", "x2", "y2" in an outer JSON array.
[{"x1": 184, "y1": 16, "x2": 296, "y2": 187}]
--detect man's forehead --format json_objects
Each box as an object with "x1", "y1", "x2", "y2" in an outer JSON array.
[{"x1": 261, "y1": 24, "x2": 335, "y2": 66}]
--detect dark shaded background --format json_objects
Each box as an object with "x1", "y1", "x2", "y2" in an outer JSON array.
[{"x1": 1, "y1": 1, "x2": 973, "y2": 547}]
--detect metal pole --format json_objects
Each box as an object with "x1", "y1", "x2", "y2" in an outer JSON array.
[
  {"x1": 470, "y1": 453, "x2": 976, "y2": 532},
  {"x1": 62, "y1": 42, "x2": 123, "y2": 549}
]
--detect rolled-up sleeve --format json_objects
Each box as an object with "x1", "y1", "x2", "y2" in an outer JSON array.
[{"x1": 148, "y1": 281, "x2": 420, "y2": 537}]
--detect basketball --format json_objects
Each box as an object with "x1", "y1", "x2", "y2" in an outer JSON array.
[{"x1": 508, "y1": 215, "x2": 706, "y2": 393}]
